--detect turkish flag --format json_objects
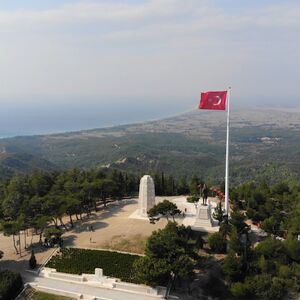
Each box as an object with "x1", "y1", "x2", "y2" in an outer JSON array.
[{"x1": 199, "y1": 91, "x2": 227, "y2": 110}]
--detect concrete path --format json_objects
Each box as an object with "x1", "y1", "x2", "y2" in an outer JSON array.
[{"x1": 29, "y1": 276, "x2": 165, "y2": 300}]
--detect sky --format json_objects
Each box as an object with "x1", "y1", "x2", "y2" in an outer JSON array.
[{"x1": 0, "y1": 0, "x2": 299, "y2": 136}]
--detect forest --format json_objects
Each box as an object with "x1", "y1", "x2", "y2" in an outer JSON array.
[
  {"x1": 0, "y1": 168, "x2": 195, "y2": 256},
  {"x1": 0, "y1": 168, "x2": 299, "y2": 299}
]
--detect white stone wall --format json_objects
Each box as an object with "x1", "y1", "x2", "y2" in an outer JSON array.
[{"x1": 40, "y1": 267, "x2": 165, "y2": 297}]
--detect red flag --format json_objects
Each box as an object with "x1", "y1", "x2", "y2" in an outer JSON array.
[{"x1": 199, "y1": 91, "x2": 227, "y2": 110}]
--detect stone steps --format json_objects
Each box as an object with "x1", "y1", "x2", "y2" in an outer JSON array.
[
  {"x1": 193, "y1": 218, "x2": 212, "y2": 227},
  {"x1": 193, "y1": 204, "x2": 214, "y2": 230},
  {"x1": 198, "y1": 211, "x2": 209, "y2": 218}
]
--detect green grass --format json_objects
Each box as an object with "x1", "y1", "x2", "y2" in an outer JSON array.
[
  {"x1": 32, "y1": 291, "x2": 74, "y2": 300},
  {"x1": 46, "y1": 248, "x2": 141, "y2": 283}
]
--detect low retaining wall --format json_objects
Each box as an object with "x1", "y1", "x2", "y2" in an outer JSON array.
[
  {"x1": 41, "y1": 268, "x2": 85, "y2": 282},
  {"x1": 30, "y1": 283, "x2": 82, "y2": 299},
  {"x1": 114, "y1": 281, "x2": 158, "y2": 295},
  {"x1": 41, "y1": 267, "x2": 165, "y2": 297}
]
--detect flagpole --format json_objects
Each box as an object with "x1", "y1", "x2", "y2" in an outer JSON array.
[{"x1": 224, "y1": 87, "x2": 231, "y2": 215}]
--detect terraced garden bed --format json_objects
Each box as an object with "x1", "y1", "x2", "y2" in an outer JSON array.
[{"x1": 46, "y1": 248, "x2": 141, "y2": 283}]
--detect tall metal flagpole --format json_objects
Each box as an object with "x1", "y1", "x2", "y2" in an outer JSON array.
[{"x1": 224, "y1": 87, "x2": 231, "y2": 215}]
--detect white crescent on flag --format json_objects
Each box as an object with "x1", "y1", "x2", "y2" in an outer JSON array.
[{"x1": 213, "y1": 96, "x2": 222, "y2": 106}]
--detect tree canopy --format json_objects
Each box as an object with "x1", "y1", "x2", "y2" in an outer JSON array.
[{"x1": 134, "y1": 222, "x2": 202, "y2": 286}]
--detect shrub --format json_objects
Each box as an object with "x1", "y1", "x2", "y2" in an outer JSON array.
[
  {"x1": 255, "y1": 237, "x2": 286, "y2": 261},
  {"x1": 257, "y1": 255, "x2": 268, "y2": 273},
  {"x1": 278, "y1": 265, "x2": 292, "y2": 279},
  {"x1": 245, "y1": 274, "x2": 285, "y2": 300},
  {"x1": 283, "y1": 236, "x2": 300, "y2": 262},
  {"x1": 261, "y1": 216, "x2": 280, "y2": 235},
  {"x1": 0, "y1": 270, "x2": 23, "y2": 300},
  {"x1": 187, "y1": 195, "x2": 199, "y2": 203},
  {"x1": 44, "y1": 227, "x2": 63, "y2": 239},
  {"x1": 148, "y1": 200, "x2": 180, "y2": 220},
  {"x1": 213, "y1": 202, "x2": 225, "y2": 224},
  {"x1": 133, "y1": 256, "x2": 170, "y2": 286},
  {"x1": 228, "y1": 228, "x2": 244, "y2": 255},
  {"x1": 230, "y1": 282, "x2": 248, "y2": 298},
  {"x1": 222, "y1": 251, "x2": 243, "y2": 282},
  {"x1": 208, "y1": 232, "x2": 226, "y2": 253}
]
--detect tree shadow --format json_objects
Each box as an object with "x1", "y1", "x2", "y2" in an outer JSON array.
[
  {"x1": 67, "y1": 199, "x2": 137, "y2": 233},
  {"x1": 26, "y1": 243, "x2": 57, "y2": 255},
  {"x1": 89, "y1": 221, "x2": 108, "y2": 231},
  {"x1": 172, "y1": 256, "x2": 228, "y2": 300},
  {"x1": 69, "y1": 220, "x2": 108, "y2": 234},
  {"x1": 98, "y1": 206, "x2": 126, "y2": 219},
  {"x1": 62, "y1": 234, "x2": 77, "y2": 247},
  {"x1": 192, "y1": 256, "x2": 228, "y2": 299},
  {"x1": 0, "y1": 258, "x2": 41, "y2": 283},
  {"x1": 0, "y1": 258, "x2": 30, "y2": 274}
]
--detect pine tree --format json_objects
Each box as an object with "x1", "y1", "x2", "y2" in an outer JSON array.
[
  {"x1": 213, "y1": 202, "x2": 225, "y2": 224},
  {"x1": 29, "y1": 250, "x2": 37, "y2": 269}
]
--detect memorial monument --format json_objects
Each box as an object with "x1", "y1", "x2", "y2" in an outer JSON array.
[{"x1": 139, "y1": 175, "x2": 155, "y2": 217}]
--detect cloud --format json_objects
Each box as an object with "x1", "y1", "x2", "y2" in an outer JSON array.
[
  {"x1": 0, "y1": 0, "x2": 205, "y2": 26},
  {"x1": 0, "y1": 0, "x2": 299, "y2": 30},
  {"x1": 0, "y1": 0, "x2": 299, "y2": 103}
]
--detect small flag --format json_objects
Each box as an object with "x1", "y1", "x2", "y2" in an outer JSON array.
[{"x1": 199, "y1": 91, "x2": 227, "y2": 110}]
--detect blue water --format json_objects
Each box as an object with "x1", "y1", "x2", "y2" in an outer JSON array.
[{"x1": 0, "y1": 96, "x2": 196, "y2": 138}]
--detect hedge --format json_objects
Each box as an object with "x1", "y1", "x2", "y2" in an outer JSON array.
[
  {"x1": 0, "y1": 270, "x2": 23, "y2": 300},
  {"x1": 46, "y1": 248, "x2": 141, "y2": 283}
]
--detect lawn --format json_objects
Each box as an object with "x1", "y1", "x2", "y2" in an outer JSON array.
[
  {"x1": 101, "y1": 234, "x2": 147, "y2": 254},
  {"x1": 46, "y1": 248, "x2": 141, "y2": 283},
  {"x1": 32, "y1": 291, "x2": 74, "y2": 300}
]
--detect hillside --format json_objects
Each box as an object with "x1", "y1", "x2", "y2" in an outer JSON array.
[
  {"x1": 0, "y1": 151, "x2": 57, "y2": 177},
  {"x1": 1, "y1": 107, "x2": 300, "y2": 184}
]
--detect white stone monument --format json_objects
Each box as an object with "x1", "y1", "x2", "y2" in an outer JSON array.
[{"x1": 139, "y1": 175, "x2": 155, "y2": 217}]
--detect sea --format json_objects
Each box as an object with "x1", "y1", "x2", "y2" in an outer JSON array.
[{"x1": 0, "y1": 96, "x2": 195, "y2": 138}]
